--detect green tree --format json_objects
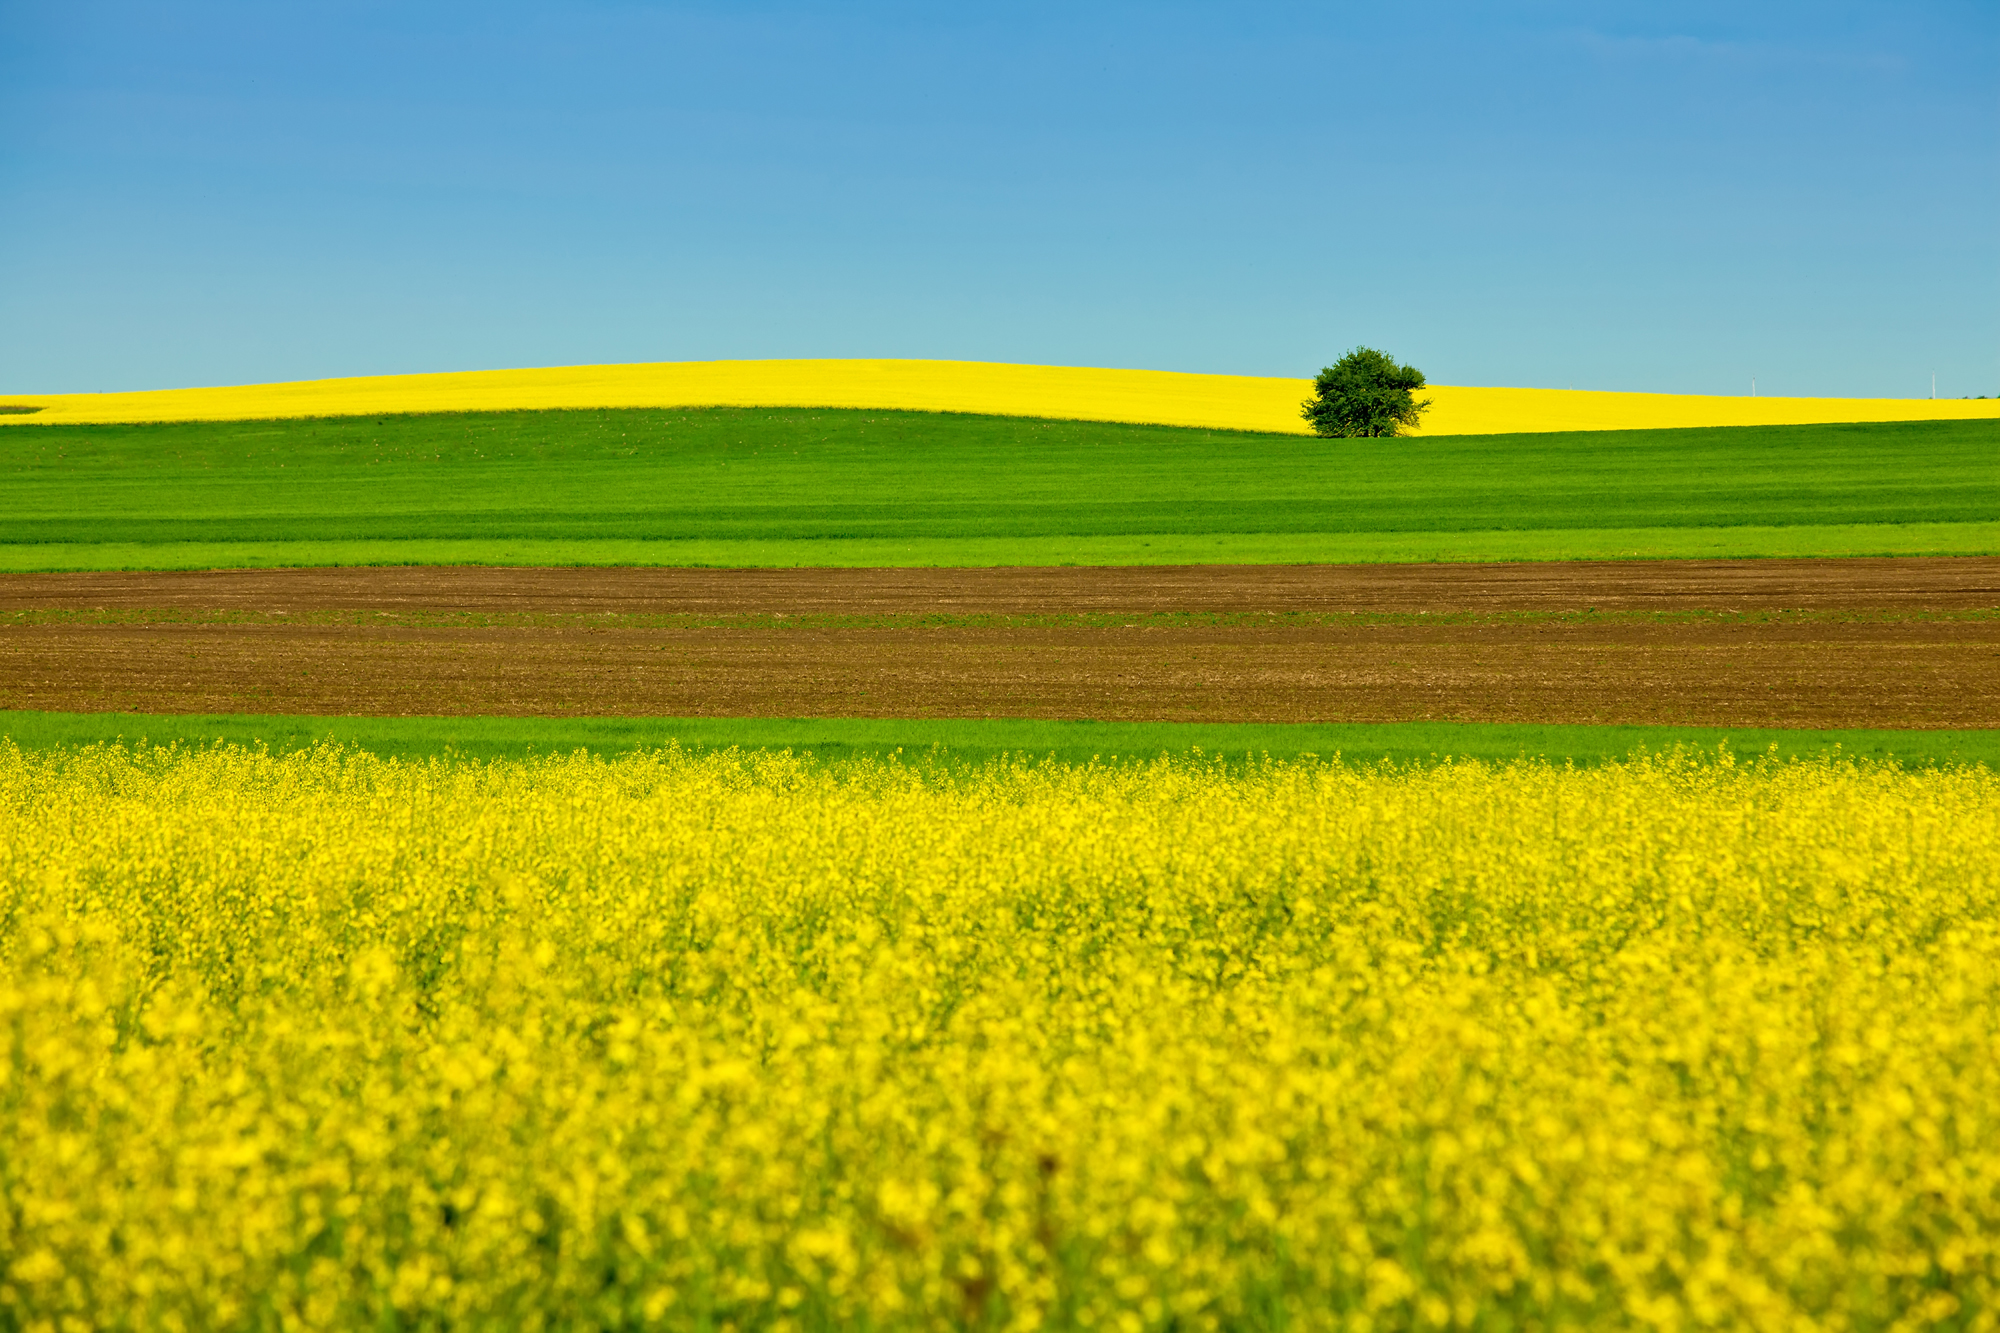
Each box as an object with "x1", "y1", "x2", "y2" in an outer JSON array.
[{"x1": 1301, "y1": 347, "x2": 1432, "y2": 438}]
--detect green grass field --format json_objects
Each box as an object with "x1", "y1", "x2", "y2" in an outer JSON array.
[
  {"x1": 4, "y1": 710, "x2": 1994, "y2": 768},
  {"x1": 4, "y1": 407, "x2": 1995, "y2": 568}
]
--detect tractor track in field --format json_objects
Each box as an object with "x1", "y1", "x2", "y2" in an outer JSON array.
[{"x1": 3, "y1": 558, "x2": 1998, "y2": 727}]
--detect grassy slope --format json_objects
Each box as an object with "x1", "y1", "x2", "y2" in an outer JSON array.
[
  {"x1": 3, "y1": 407, "x2": 1996, "y2": 568},
  {"x1": 4, "y1": 711, "x2": 1994, "y2": 769}
]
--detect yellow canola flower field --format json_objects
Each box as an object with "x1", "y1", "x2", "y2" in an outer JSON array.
[
  {"x1": 5, "y1": 358, "x2": 1996, "y2": 435},
  {"x1": 3, "y1": 743, "x2": 2000, "y2": 1331}
]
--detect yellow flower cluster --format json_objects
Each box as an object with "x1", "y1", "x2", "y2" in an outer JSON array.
[
  {"x1": 2, "y1": 743, "x2": 1996, "y2": 1330},
  {"x1": 5, "y1": 358, "x2": 1995, "y2": 434}
]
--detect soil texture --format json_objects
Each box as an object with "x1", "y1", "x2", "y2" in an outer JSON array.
[
  {"x1": 5, "y1": 557, "x2": 1999, "y2": 616},
  {"x1": 4, "y1": 560, "x2": 1996, "y2": 727}
]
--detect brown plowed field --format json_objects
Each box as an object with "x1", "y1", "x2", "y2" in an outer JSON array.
[
  {"x1": 7, "y1": 556, "x2": 2000, "y2": 615},
  {"x1": 4, "y1": 559, "x2": 1997, "y2": 726}
]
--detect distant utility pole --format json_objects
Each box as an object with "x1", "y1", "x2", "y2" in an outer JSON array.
[
  {"x1": 1932, "y1": 372, "x2": 1937, "y2": 400},
  {"x1": 1752, "y1": 377, "x2": 1757, "y2": 397}
]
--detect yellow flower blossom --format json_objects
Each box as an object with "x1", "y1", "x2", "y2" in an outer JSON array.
[{"x1": 0, "y1": 742, "x2": 1994, "y2": 1328}]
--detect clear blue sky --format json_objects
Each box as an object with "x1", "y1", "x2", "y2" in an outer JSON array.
[{"x1": 2, "y1": 1, "x2": 1993, "y2": 397}]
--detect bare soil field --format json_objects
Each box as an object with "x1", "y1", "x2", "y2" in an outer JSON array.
[
  {"x1": 6, "y1": 557, "x2": 1999, "y2": 616},
  {"x1": 4, "y1": 559, "x2": 1997, "y2": 726}
]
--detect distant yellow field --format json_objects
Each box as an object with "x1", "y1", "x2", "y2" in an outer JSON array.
[{"x1": 3, "y1": 358, "x2": 1994, "y2": 435}]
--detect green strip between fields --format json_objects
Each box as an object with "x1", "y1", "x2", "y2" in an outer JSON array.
[
  {"x1": 8, "y1": 523, "x2": 2000, "y2": 572},
  {"x1": 4, "y1": 712, "x2": 1993, "y2": 769}
]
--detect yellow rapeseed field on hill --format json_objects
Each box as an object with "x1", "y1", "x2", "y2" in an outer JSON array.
[
  {"x1": 5, "y1": 358, "x2": 1995, "y2": 435},
  {"x1": 2, "y1": 743, "x2": 1996, "y2": 1330}
]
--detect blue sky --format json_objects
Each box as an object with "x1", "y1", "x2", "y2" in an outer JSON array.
[{"x1": 1, "y1": 1, "x2": 1993, "y2": 397}]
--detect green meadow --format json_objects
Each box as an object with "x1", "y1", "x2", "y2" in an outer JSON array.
[
  {"x1": 4, "y1": 711, "x2": 1994, "y2": 770},
  {"x1": 2, "y1": 407, "x2": 1995, "y2": 568}
]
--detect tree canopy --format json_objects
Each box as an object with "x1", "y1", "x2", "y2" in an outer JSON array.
[{"x1": 1301, "y1": 348, "x2": 1432, "y2": 438}]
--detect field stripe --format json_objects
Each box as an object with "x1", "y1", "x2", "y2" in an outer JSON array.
[
  {"x1": 4, "y1": 710, "x2": 1996, "y2": 768},
  {"x1": 6, "y1": 358, "x2": 1997, "y2": 434},
  {"x1": 8, "y1": 522, "x2": 2000, "y2": 573}
]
